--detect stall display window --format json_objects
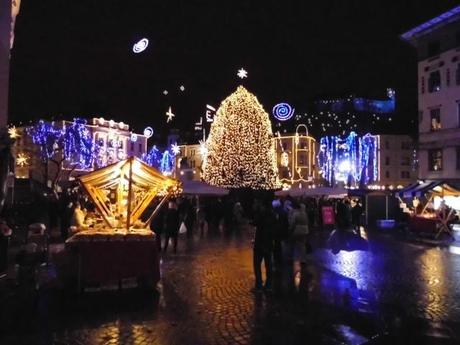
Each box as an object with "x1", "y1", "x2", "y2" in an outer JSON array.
[{"x1": 428, "y1": 149, "x2": 443, "y2": 171}]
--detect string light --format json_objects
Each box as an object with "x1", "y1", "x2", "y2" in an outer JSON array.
[
  {"x1": 272, "y1": 103, "x2": 295, "y2": 121},
  {"x1": 160, "y1": 150, "x2": 174, "y2": 176},
  {"x1": 202, "y1": 86, "x2": 280, "y2": 189},
  {"x1": 171, "y1": 143, "x2": 180, "y2": 155},
  {"x1": 317, "y1": 131, "x2": 379, "y2": 186},
  {"x1": 166, "y1": 106, "x2": 175, "y2": 123},
  {"x1": 8, "y1": 126, "x2": 20, "y2": 139}
]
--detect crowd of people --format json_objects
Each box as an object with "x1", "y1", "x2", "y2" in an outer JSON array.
[{"x1": 148, "y1": 194, "x2": 366, "y2": 293}]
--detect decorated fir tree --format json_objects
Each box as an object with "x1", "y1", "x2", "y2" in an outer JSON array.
[{"x1": 202, "y1": 86, "x2": 280, "y2": 189}]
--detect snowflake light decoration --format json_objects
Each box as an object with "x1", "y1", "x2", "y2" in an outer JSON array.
[
  {"x1": 8, "y1": 126, "x2": 20, "y2": 139},
  {"x1": 179, "y1": 85, "x2": 185, "y2": 91},
  {"x1": 166, "y1": 106, "x2": 175, "y2": 123},
  {"x1": 237, "y1": 68, "x2": 248, "y2": 79},
  {"x1": 171, "y1": 143, "x2": 180, "y2": 156},
  {"x1": 16, "y1": 152, "x2": 29, "y2": 167},
  {"x1": 199, "y1": 139, "x2": 208, "y2": 156}
]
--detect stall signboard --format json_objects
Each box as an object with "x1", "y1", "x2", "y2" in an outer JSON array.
[{"x1": 322, "y1": 206, "x2": 335, "y2": 225}]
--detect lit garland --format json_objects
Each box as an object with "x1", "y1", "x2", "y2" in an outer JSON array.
[
  {"x1": 63, "y1": 118, "x2": 95, "y2": 169},
  {"x1": 317, "y1": 131, "x2": 379, "y2": 186},
  {"x1": 26, "y1": 120, "x2": 64, "y2": 161},
  {"x1": 160, "y1": 150, "x2": 174, "y2": 176},
  {"x1": 202, "y1": 86, "x2": 280, "y2": 189},
  {"x1": 142, "y1": 145, "x2": 161, "y2": 168}
]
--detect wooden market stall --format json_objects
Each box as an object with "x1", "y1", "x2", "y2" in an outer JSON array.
[
  {"x1": 396, "y1": 180, "x2": 460, "y2": 238},
  {"x1": 65, "y1": 157, "x2": 180, "y2": 290}
]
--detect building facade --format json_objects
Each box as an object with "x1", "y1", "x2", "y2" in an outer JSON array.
[
  {"x1": 401, "y1": 6, "x2": 460, "y2": 183},
  {"x1": 11, "y1": 118, "x2": 147, "y2": 184},
  {"x1": 177, "y1": 144, "x2": 203, "y2": 181},
  {"x1": 273, "y1": 127, "x2": 317, "y2": 187},
  {"x1": 378, "y1": 135, "x2": 418, "y2": 188}
]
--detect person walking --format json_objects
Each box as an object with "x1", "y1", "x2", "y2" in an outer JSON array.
[
  {"x1": 252, "y1": 199, "x2": 275, "y2": 292},
  {"x1": 288, "y1": 202, "x2": 309, "y2": 290},
  {"x1": 163, "y1": 201, "x2": 180, "y2": 254}
]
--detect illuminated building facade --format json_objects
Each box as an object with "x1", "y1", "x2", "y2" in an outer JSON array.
[
  {"x1": 401, "y1": 6, "x2": 460, "y2": 183},
  {"x1": 317, "y1": 132, "x2": 417, "y2": 189},
  {"x1": 176, "y1": 144, "x2": 203, "y2": 181},
  {"x1": 11, "y1": 118, "x2": 147, "y2": 183},
  {"x1": 273, "y1": 126, "x2": 317, "y2": 188}
]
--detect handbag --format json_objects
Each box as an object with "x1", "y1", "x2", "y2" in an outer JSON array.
[{"x1": 179, "y1": 222, "x2": 187, "y2": 234}]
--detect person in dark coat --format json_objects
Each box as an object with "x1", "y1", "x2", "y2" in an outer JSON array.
[
  {"x1": 163, "y1": 201, "x2": 180, "y2": 254},
  {"x1": 252, "y1": 199, "x2": 276, "y2": 291},
  {"x1": 272, "y1": 199, "x2": 289, "y2": 267},
  {"x1": 351, "y1": 199, "x2": 363, "y2": 231}
]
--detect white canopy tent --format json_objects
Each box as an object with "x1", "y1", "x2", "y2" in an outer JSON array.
[
  {"x1": 180, "y1": 180, "x2": 229, "y2": 196},
  {"x1": 275, "y1": 186, "x2": 347, "y2": 198}
]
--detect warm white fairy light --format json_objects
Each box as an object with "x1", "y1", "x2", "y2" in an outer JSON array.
[
  {"x1": 199, "y1": 139, "x2": 208, "y2": 156},
  {"x1": 202, "y1": 86, "x2": 279, "y2": 189}
]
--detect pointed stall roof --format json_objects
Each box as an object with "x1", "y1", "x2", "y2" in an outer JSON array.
[{"x1": 79, "y1": 157, "x2": 180, "y2": 229}]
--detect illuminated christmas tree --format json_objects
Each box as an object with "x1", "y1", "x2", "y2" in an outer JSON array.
[{"x1": 203, "y1": 86, "x2": 280, "y2": 189}]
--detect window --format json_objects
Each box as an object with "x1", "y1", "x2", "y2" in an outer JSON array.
[
  {"x1": 427, "y1": 40, "x2": 440, "y2": 57},
  {"x1": 385, "y1": 171, "x2": 390, "y2": 178},
  {"x1": 447, "y1": 68, "x2": 451, "y2": 87},
  {"x1": 401, "y1": 156, "x2": 410, "y2": 166},
  {"x1": 428, "y1": 70, "x2": 441, "y2": 92},
  {"x1": 191, "y1": 149, "x2": 195, "y2": 156},
  {"x1": 420, "y1": 76, "x2": 425, "y2": 94},
  {"x1": 191, "y1": 160, "x2": 195, "y2": 168},
  {"x1": 401, "y1": 171, "x2": 410, "y2": 179},
  {"x1": 385, "y1": 157, "x2": 390, "y2": 165},
  {"x1": 430, "y1": 108, "x2": 441, "y2": 131},
  {"x1": 428, "y1": 149, "x2": 443, "y2": 171},
  {"x1": 457, "y1": 147, "x2": 460, "y2": 170}
]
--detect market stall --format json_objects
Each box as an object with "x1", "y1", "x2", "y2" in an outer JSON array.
[
  {"x1": 396, "y1": 180, "x2": 460, "y2": 238},
  {"x1": 65, "y1": 157, "x2": 180, "y2": 290}
]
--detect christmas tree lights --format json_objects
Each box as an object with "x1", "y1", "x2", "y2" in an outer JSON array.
[{"x1": 202, "y1": 86, "x2": 280, "y2": 189}]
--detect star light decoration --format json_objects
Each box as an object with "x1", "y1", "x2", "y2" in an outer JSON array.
[
  {"x1": 179, "y1": 85, "x2": 185, "y2": 92},
  {"x1": 166, "y1": 106, "x2": 175, "y2": 123},
  {"x1": 8, "y1": 126, "x2": 20, "y2": 139},
  {"x1": 163, "y1": 90, "x2": 169, "y2": 95},
  {"x1": 237, "y1": 68, "x2": 248, "y2": 79}
]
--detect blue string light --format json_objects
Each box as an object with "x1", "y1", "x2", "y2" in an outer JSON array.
[{"x1": 317, "y1": 131, "x2": 378, "y2": 186}]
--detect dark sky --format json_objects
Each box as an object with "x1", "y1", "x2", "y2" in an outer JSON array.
[{"x1": 8, "y1": 0, "x2": 460, "y2": 141}]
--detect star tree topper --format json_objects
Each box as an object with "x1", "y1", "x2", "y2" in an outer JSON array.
[
  {"x1": 237, "y1": 68, "x2": 248, "y2": 79},
  {"x1": 166, "y1": 106, "x2": 175, "y2": 123}
]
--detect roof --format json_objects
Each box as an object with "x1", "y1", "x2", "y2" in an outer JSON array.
[
  {"x1": 396, "y1": 180, "x2": 460, "y2": 198},
  {"x1": 79, "y1": 157, "x2": 180, "y2": 228},
  {"x1": 401, "y1": 6, "x2": 460, "y2": 42}
]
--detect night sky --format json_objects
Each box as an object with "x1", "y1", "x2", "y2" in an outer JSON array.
[{"x1": 8, "y1": 1, "x2": 460, "y2": 142}]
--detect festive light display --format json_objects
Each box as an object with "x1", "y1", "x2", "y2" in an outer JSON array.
[
  {"x1": 132, "y1": 38, "x2": 149, "y2": 53},
  {"x1": 237, "y1": 68, "x2": 248, "y2": 79},
  {"x1": 16, "y1": 152, "x2": 29, "y2": 167},
  {"x1": 8, "y1": 126, "x2": 20, "y2": 139},
  {"x1": 199, "y1": 139, "x2": 208, "y2": 156},
  {"x1": 63, "y1": 118, "x2": 95, "y2": 169},
  {"x1": 143, "y1": 127, "x2": 154, "y2": 138},
  {"x1": 202, "y1": 86, "x2": 280, "y2": 189},
  {"x1": 179, "y1": 85, "x2": 185, "y2": 92},
  {"x1": 166, "y1": 106, "x2": 175, "y2": 123},
  {"x1": 273, "y1": 103, "x2": 295, "y2": 121},
  {"x1": 317, "y1": 131, "x2": 379, "y2": 186},
  {"x1": 171, "y1": 143, "x2": 180, "y2": 156},
  {"x1": 26, "y1": 120, "x2": 64, "y2": 160},
  {"x1": 142, "y1": 145, "x2": 161, "y2": 168},
  {"x1": 160, "y1": 150, "x2": 174, "y2": 176}
]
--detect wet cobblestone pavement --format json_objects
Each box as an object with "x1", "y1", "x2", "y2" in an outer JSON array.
[{"x1": 2, "y1": 227, "x2": 460, "y2": 344}]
